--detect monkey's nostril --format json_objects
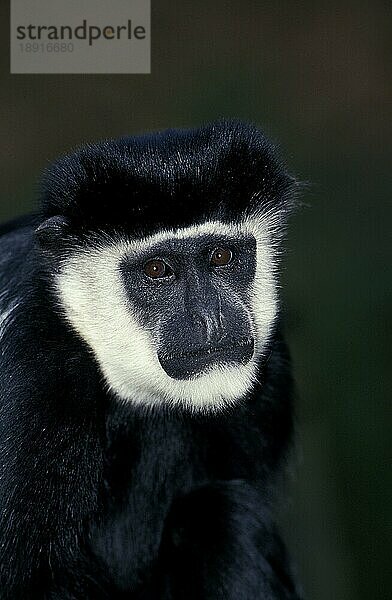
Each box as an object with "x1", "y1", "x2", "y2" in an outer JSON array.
[
  {"x1": 190, "y1": 311, "x2": 225, "y2": 345},
  {"x1": 191, "y1": 312, "x2": 206, "y2": 329}
]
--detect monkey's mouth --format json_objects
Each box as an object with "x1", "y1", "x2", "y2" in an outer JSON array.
[{"x1": 157, "y1": 338, "x2": 254, "y2": 380}]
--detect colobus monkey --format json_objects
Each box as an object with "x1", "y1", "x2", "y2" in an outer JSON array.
[{"x1": 0, "y1": 121, "x2": 302, "y2": 599}]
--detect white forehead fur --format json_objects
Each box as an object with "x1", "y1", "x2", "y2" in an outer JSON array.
[{"x1": 56, "y1": 217, "x2": 278, "y2": 412}]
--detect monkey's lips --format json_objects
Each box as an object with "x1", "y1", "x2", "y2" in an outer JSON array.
[{"x1": 157, "y1": 338, "x2": 254, "y2": 380}]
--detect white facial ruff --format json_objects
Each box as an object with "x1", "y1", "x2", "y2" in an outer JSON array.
[{"x1": 56, "y1": 217, "x2": 279, "y2": 412}]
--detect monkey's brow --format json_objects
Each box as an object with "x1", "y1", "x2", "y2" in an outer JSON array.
[
  {"x1": 126, "y1": 234, "x2": 254, "y2": 259},
  {"x1": 132, "y1": 232, "x2": 254, "y2": 254}
]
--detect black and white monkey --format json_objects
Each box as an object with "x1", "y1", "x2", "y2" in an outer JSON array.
[{"x1": 0, "y1": 121, "x2": 303, "y2": 599}]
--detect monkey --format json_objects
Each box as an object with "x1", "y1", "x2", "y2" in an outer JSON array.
[{"x1": 0, "y1": 120, "x2": 302, "y2": 599}]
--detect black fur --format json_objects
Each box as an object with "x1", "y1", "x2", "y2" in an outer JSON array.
[
  {"x1": 39, "y1": 120, "x2": 297, "y2": 237},
  {"x1": 0, "y1": 121, "x2": 302, "y2": 598}
]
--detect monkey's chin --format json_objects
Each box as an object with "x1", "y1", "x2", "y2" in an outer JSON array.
[{"x1": 157, "y1": 338, "x2": 254, "y2": 381}]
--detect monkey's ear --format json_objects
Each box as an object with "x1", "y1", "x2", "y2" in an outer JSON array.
[{"x1": 35, "y1": 216, "x2": 70, "y2": 249}]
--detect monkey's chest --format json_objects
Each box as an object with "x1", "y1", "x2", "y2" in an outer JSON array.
[
  {"x1": 89, "y1": 485, "x2": 171, "y2": 591},
  {"x1": 89, "y1": 432, "x2": 196, "y2": 592}
]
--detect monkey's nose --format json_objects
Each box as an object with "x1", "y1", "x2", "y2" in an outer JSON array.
[{"x1": 191, "y1": 311, "x2": 225, "y2": 345}]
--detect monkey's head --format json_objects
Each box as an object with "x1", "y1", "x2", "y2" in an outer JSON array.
[{"x1": 37, "y1": 121, "x2": 298, "y2": 411}]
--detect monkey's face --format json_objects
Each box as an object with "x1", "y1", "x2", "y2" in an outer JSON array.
[
  {"x1": 121, "y1": 231, "x2": 258, "y2": 380},
  {"x1": 56, "y1": 219, "x2": 278, "y2": 411}
]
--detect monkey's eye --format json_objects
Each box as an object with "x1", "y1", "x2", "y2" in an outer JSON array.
[
  {"x1": 144, "y1": 259, "x2": 173, "y2": 280},
  {"x1": 210, "y1": 247, "x2": 233, "y2": 267}
]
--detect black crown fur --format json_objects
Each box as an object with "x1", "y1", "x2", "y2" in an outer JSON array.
[{"x1": 40, "y1": 120, "x2": 298, "y2": 234}]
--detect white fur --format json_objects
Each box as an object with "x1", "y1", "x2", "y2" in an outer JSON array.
[
  {"x1": 56, "y1": 218, "x2": 278, "y2": 412},
  {"x1": 0, "y1": 292, "x2": 19, "y2": 341}
]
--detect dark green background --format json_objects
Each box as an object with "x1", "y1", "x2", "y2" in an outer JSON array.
[{"x1": 1, "y1": 2, "x2": 390, "y2": 598}]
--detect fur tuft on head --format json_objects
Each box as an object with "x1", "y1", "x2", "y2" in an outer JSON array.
[{"x1": 40, "y1": 120, "x2": 299, "y2": 239}]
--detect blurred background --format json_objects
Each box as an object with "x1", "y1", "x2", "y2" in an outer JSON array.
[{"x1": 1, "y1": 1, "x2": 390, "y2": 598}]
